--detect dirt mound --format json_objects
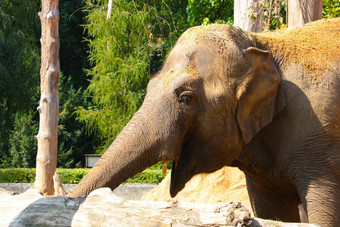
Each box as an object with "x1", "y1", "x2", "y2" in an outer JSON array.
[
  {"x1": 256, "y1": 18, "x2": 340, "y2": 83},
  {"x1": 141, "y1": 166, "x2": 251, "y2": 211}
]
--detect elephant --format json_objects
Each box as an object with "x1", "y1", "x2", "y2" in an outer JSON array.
[{"x1": 68, "y1": 18, "x2": 340, "y2": 226}]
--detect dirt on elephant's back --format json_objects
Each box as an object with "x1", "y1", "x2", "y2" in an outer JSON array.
[{"x1": 255, "y1": 18, "x2": 340, "y2": 84}]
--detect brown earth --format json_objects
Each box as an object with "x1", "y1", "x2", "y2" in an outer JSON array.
[{"x1": 141, "y1": 166, "x2": 251, "y2": 212}]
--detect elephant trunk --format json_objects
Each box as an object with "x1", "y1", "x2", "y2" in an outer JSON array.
[{"x1": 67, "y1": 109, "x2": 163, "y2": 198}]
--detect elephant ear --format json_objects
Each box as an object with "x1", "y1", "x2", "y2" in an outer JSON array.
[{"x1": 236, "y1": 47, "x2": 285, "y2": 144}]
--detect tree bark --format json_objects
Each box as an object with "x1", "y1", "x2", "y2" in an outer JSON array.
[
  {"x1": 107, "y1": 0, "x2": 113, "y2": 19},
  {"x1": 33, "y1": 0, "x2": 60, "y2": 196},
  {"x1": 288, "y1": 0, "x2": 323, "y2": 28},
  {"x1": 234, "y1": 0, "x2": 264, "y2": 32},
  {"x1": 53, "y1": 172, "x2": 66, "y2": 196}
]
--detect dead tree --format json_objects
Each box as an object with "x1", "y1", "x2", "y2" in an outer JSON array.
[
  {"x1": 33, "y1": 0, "x2": 60, "y2": 195},
  {"x1": 288, "y1": 0, "x2": 323, "y2": 28},
  {"x1": 234, "y1": 0, "x2": 264, "y2": 32}
]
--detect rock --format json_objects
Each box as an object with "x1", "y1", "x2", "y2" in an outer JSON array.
[
  {"x1": 0, "y1": 187, "x2": 319, "y2": 226},
  {"x1": 142, "y1": 166, "x2": 252, "y2": 211},
  {"x1": 0, "y1": 188, "x2": 18, "y2": 196},
  {"x1": 0, "y1": 183, "x2": 76, "y2": 194},
  {"x1": 112, "y1": 183, "x2": 156, "y2": 200},
  {"x1": 252, "y1": 218, "x2": 319, "y2": 227},
  {"x1": 1, "y1": 187, "x2": 253, "y2": 226}
]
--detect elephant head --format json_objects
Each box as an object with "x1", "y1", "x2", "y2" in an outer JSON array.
[{"x1": 68, "y1": 24, "x2": 285, "y2": 198}]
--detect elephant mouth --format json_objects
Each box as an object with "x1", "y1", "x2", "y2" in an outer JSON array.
[
  {"x1": 169, "y1": 154, "x2": 196, "y2": 197},
  {"x1": 170, "y1": 158, "x2": 180, "y2": 197},
  {"x1": 168, "y1": 127, "x2": 197, "y2": 197}
]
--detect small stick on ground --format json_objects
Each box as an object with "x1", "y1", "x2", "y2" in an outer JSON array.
[{"x1": 53, "y1": 172, "x2": 66, "y2": 196}]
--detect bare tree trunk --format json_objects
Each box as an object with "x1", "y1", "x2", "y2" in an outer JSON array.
[
  {"x1": 288, "y1": 0, "x2": 323, "y2": 28},
  {"x1": 107, "y1": 0, "x2": 113, "y2": 19},
  {"x1": 106, "y1": 0, "x2": 112, "y2": 51},
  {"x1": 234, "y1": 0, "x2": 264, "y2": 32},
  {"x1": 33, "y1": 0, "x2": 60, "y2": 196},
  {"x1": 273, "y1": 0, "x2": 282, "y2": 30}
]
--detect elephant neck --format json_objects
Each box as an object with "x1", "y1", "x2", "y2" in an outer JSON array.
[
  {"x1": 234, "y1": 130, "x2": 299, "y2": 193},
  {"x1": 233, "y1": 137, "x2": 273, "y2": 177}
]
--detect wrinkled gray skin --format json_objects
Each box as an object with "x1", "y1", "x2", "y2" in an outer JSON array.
[{"x1": 68, "y1": 25, "x2": 340, "y2": 226}]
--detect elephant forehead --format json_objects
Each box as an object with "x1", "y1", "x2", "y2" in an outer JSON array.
[
  {"x1": 177, "y1": 24, "x2": 251, "y2": 54},
  {"x1": 160, "y1": 64, "x2": 200, "y2": 87},
  {"x1": 157, "y1": 24, "x2": 251, "y2": 87},
  {"x1": 178, "y1": 24, "x2": 232, "y2": 45}
]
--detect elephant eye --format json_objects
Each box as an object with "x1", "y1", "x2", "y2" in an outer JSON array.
[{"x1": 179, "y1": 94, "x2": 192, "y2": 104}]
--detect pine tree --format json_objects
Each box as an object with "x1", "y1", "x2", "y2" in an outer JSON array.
[
  {"x1": 76, "y1": 0, "x2": 151, "y2": 152},
  {"x1": 0, "y1": 0, "x2": 41, "y2": 165}
]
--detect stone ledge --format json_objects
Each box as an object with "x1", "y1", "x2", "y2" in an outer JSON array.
[{"x1": 0, "y1": 188, "x2": 318, "y2": 227}]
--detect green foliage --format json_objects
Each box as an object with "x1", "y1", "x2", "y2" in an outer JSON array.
[
  {"x1": 3, "y1": 72, "x2": 95, "y2": 168},
  {"x1": 0, "y1": 168, "x2": 89, "y2": 184},
  {"x1": 0, "y1": 0, "x2": 95, "y2": 168},
  {"x1": 323, "y1": 0, "x2": 340, "y2": 18},
  {"x1": 0, "y1": 0, "x2": 40, "y2": 162},
  {"x1": 75, "y1": 0, "x2": 201, "y2": 152},
  {"x1": 187, "y1": 0, "x2": 234, "y2": 26},
  {"x1": 56, "y1": 168, "x2": 90, "y2": 184},
  {"x1": 262, "y1": 0, "x2": 287, "y2": 30},
  {"x1": 145, "y1": 0, "x2": 189, "y2": 74},
  {"x1": 57, "y1": 73, "x2": 97, "y2": 168},
  {"x1": 0, "y1": 169, "x2": 36, "y2": 183},
  {"x1": 0, "y1": 168, "x2": 167, "y2": 184},
  {"x1": 7, "y1": 111, "x2": 38, "y2": 168},
  {"x1": 55, "y1": 0, "x2": 96, "y2": 168},
  {"x1": 76, "y1": 0, "x2": 152, "y2": 152},
  {"x1": 125, "y1": 169, "x2": 168, "y2": 183},
  {"x1": 59, "y1": 0, "x2": 90, "y2": 89},
  {"x1": 148, "y1": 161, "x2": 172, "y2": 170}
]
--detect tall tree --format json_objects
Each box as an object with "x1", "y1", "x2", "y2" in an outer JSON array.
[
  {"x1": 0, "y1": 0, "x2": 40, "y2": 165},
  {"x1": 1, "y1": 0, "x2": 102, "y2": 169},
  {"x1": 76, "y1": 0, "x2": 151, "y2": 152},
  {"x1": 288, "y1": 0, "x2": 323, "y2": 28},
  {"x1": 57, "y1": 0, "x2": 96, "y2": 168},
  {"x1": 234, "y1": 0, "x2": 264, "y2": 32},
  {"x1": 33, "y1": 0, "x2": 60, "y2": 195}
]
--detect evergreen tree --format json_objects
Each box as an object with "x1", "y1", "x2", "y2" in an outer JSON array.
[
  {"x1": 1, "y1": 0, "x2": 95, "y2": 168},
  {"x1": 187, "y1": 0, "x2": 234, "y2": 26},
  {"x1": 59, "y1": 0, "x2": 90, "y2": 89},
  {"x1": 8, "y1": 111, "x2": 38, "y2": 168},
  {"x1": 0, "y1": 0, "x2": 41, "y2": 165},
  {"x1": 76, "y1": 0, "x2": 152, "y2": 152},
  {"x1": 56, "y1": 0, "x2": 97, "y2": 168},
  {"x1": 6, "y1": 72, "x2": 96, "y2": 168},
  {"x1": 57, "y1": 73, "x2": 96, "y2": 168}
]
